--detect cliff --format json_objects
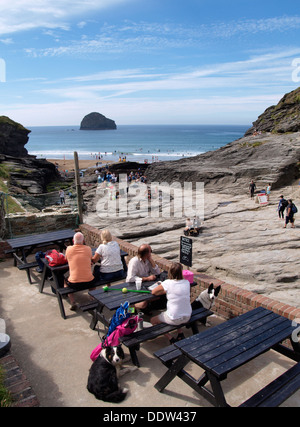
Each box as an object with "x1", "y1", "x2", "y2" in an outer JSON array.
[
  {"x1": 80, "y1": 112, "x2": 117, "y2": 130},
  {"x1": 0, "y1": 117, "x2": 61, "y2": 199},
  {"x1": 245, "y1": 86, "x2": 300, "y2": 135},
  {"x1": 146, "y1": 87, "x2": 300, "y2": 194},
  {"x1": 0, "y1": 116, "x2": 30, "y2": 157}
]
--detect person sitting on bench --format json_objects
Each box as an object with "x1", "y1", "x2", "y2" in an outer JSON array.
[
  {"x1": 65, "y1": 232, "x2": 97, "y2": 311},
  {"x1": 92, "y1": 229, "x2": 124, "y2": 281},
  {"x1": 126, "y1": 244, "x2": 160, "y2": 283},
  {"x1": 150, "y1": 262, "x2": 192, "y2": 344},
  {"x1": 126, "y1": 244, "x2": 161, "y2": 312}
]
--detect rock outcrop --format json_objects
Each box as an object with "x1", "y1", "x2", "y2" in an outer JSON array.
[
  {"x1": 1, "y1": 154, "x2": 61, "y2": 196},
  {"x1": 245, "y1": 86, "x2": 300, "y2": 135},
  {"x1": 145, "y1": 132, "x2": 300, "y2": 195},
  {"x1": 83, "y1": 87, "x2": 300, "y2": 309},
  {"x1": 145, "y1": 87, "x2": 300, "y2": 194},
  {"x1": 0, "y1": 116, "x2": 30, "y2": 157},
  {"x1": 80, "y1": 112, "x2": 117, "y2": 130},
  {"x1": 0, "y1": 116, "x2": 62, "y2": 204}
]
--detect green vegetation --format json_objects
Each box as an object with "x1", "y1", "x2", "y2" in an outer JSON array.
[
  {"x1": 0, "y1": 164, "x2": 10, "y2": 179},
  {"x1": 0, "y1": 115, "x2": 30, "y2": 133},
  {"x1": 0, "y1": 181, "x2": 24, "y2": 214},
  {"x1": 46, "y1": 180, "x2": 71, "y2": 193},
  {"x1": 239, "y1": 140, "x2": 266, "y2": 149},
  {"x1": 0, "y1": 365, "x2": 13, "y2": 407}
]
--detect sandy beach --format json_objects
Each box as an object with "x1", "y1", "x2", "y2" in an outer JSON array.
[{"x1": 47, "y1": 158, "x2": 115, "y2": 172}]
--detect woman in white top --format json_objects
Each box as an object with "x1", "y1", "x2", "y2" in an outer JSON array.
[
  {"x1": 150, "y1": 262, "x2": 192, "y2": 344},
  {"x1": 92, "y1": 229, "x2": 124, "y2": 281}
]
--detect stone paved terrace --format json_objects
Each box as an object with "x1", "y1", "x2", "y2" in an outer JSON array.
[{"x1": 1, "y1": 257, "x2": 300, "y2": 408}]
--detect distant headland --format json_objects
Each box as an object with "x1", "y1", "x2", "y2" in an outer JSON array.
[{"x1": 80, "y1": 112, "x2": 117, "y2": 130}]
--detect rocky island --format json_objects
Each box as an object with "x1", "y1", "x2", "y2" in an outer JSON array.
[{"x1": 80, "y1": 112, "x2": 117, "y2": 130}]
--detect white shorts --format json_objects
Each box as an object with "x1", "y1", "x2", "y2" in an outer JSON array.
[{"x1": 158, "y1": 311, "x2": 191, "y2": 326}]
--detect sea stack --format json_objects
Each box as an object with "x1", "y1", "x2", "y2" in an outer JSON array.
[{"x1": 80, "y1": 112, "x2": 117, "y2": 130}]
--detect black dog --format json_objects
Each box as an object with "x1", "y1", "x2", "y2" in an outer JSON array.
[{"x1": 87, "y1": 346, "x2": 128, "y2": 403}]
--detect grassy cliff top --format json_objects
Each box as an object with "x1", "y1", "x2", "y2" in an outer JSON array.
[{"x1": 0, "y1": 116, "x2": 30, "y2": 133}]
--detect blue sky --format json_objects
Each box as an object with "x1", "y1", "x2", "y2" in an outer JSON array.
[{"x1": 0, "y1": 0, "x2": 300, "y2": 126}]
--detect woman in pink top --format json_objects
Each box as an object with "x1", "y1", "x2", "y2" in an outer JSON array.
[{"x1": 65, "y1": 232, "x2": 97, "y2": 310}]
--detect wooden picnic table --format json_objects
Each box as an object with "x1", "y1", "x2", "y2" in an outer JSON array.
[
  {"x1": 88, "y1": 277, "x2": 159, "y2": 330},
  {"x1": 6, "y1": 229, "x2": 75, "y2": 283},
  {"x1": 154, "y1": 307, "x2": 300, "y2": 407},
  {"x1": 6, "y1": 229, "x2": 75, "y2": 261}
]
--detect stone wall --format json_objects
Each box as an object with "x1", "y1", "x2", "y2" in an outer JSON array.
[
  {"x1": 4, "y1": 211, "x2": 78, "y2": 239},
  {"x1": 80, "y1": 223, "x2": 300, "y2": 322}
]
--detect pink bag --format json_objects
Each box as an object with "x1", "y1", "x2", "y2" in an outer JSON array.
[
  {"x1": 183, "y1": 269, "x2": 194, "y2": 283},
  {"x1": 90, "y1": 315, "x2": 140, "y2": 361}
]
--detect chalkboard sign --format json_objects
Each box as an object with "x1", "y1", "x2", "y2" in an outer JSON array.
[{"x1": 180, "y1": 236, "x2": 192, "y2": 267}]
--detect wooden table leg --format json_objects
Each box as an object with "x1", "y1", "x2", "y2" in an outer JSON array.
[
  {"x1": 154, "y1": 354, "x2": 190, "y2": 392},
  {"x1": 207, "y1": 372, "x2": 229, "y2": 407}
]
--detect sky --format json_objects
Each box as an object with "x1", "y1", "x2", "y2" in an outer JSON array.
[{"x1": 0, "y1": 0, "x2": 300, "y2": 126}]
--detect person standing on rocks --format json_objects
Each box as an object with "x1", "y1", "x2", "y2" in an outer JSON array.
[
  {"x1": 284, "y1": 199, "x2": 296, "y2": 229},
  {"x1": 266, "y1": 183, "x2": 272, "y2": 201},
  {"x1": 278, "y1": 195, "x2": 288, "y2": 220},
  {"x1": 249, "y1": 180, "x2": 256, "y2": 199},
  {"x1": 59, "y1": 189, "x2": 65, "y2": 204}
]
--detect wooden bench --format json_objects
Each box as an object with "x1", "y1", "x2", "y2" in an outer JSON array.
[
  {"x1": 154, "y1": 343, "x2": 182, "y2": 368},
  {"x1": 239, "y1": 362, "x2": 300, "y2": 407},
  {"x1": 120, "y1": 307, "x2": 213, "y2": 367},
  {"x1": 56, "y1": 273, "x2": 127, "y2": 319},
  {"x1": 12, "y1": 253, "x2": 39, "y2": 284}
]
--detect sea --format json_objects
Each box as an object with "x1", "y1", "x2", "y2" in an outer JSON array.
[{"x1": 26, "y1": 124, "x2": 249, "y2": 164}]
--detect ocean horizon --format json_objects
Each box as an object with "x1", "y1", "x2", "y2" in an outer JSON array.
[{"x1": 26, "y1": 124, "x2": 249, "y2": 163}]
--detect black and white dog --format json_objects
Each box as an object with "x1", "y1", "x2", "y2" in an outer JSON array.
[
  {"x1": 87, "y1": 345, "x2": 128, "y2": 403},
  {"x1": 191, "y1": 283, "x2": 221, "y2": 316}
]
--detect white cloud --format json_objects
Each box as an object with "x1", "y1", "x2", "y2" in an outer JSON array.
[
  {"x1": 34, "y1": 48, "x2": 300, "y2": 102},
  {"x1": 0, "y1": 0, "x2": 130, "y2": 35},
  {"x1": 23, "y1": 15, "x2": 300, "y2": 58}
]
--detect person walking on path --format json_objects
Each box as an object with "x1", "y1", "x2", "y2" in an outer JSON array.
[
  {"x1": 278, "y1": 195, "x2": 288, "y2": 220},
  {"x1": 59, "y1": 189, "x2": 65, "y2": 204},
  {"x1": 249, "y1": 180, "x2": 256, "y2": 199},
  {"x1": 284, "y1": 199, "x2": 296, "y2": 229}
]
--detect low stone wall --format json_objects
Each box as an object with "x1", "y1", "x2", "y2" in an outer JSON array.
[
  {"x1": 80, "y1": 223, "x2": 300, "y2": 322},
  {"x1": 4, "y1": 211, "x2": 78, "y2": 239}
]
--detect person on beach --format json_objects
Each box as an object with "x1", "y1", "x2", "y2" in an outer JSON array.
[
  {"x1": 92, "y1": 229, "x2": 124, "y2": 281},
  {"x1": 126, "y1": 244, "x2": 160, "y2": 283},
  {"x1": 266, "y1": 183, "x2": 272, "y2": 200},
  {"x1": 184, "y1": 218, "x2": 192, "y2": 232},
  {"x1": 59, "y1": 189, "x2": 65, "y2": 204},
  {"x1": 150, "y1": 262, "x2": 192, "y2": 344},
  {"x1": 278, "y1": 195, "x2": 288, "y2": 220},
  {"x1": 249, "y1": 180, "x2": 256, "y2": 198},
  {"x1": 64, "y1": 232, "x2": 97, "y2": 311},
  {"x1": 284, "y1": 199, "x2": 296, "y2": 229}
]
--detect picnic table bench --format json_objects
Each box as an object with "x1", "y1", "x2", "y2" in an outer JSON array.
[
  {"x1": 6, "y1": 229, "x2": 74, "y2": 284},
  {"x1": 240, "y1": 361, "x2": 300, "y2": 407},
  {"x1": 154, "y1": 307, "x2": 300, "y2": 407},
  {"x1": 120, "y1": 306, "x2": 213, "y2": 367},
  {"x1": 12, "y1": 252, "x2": 39, "y2": 284}
]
